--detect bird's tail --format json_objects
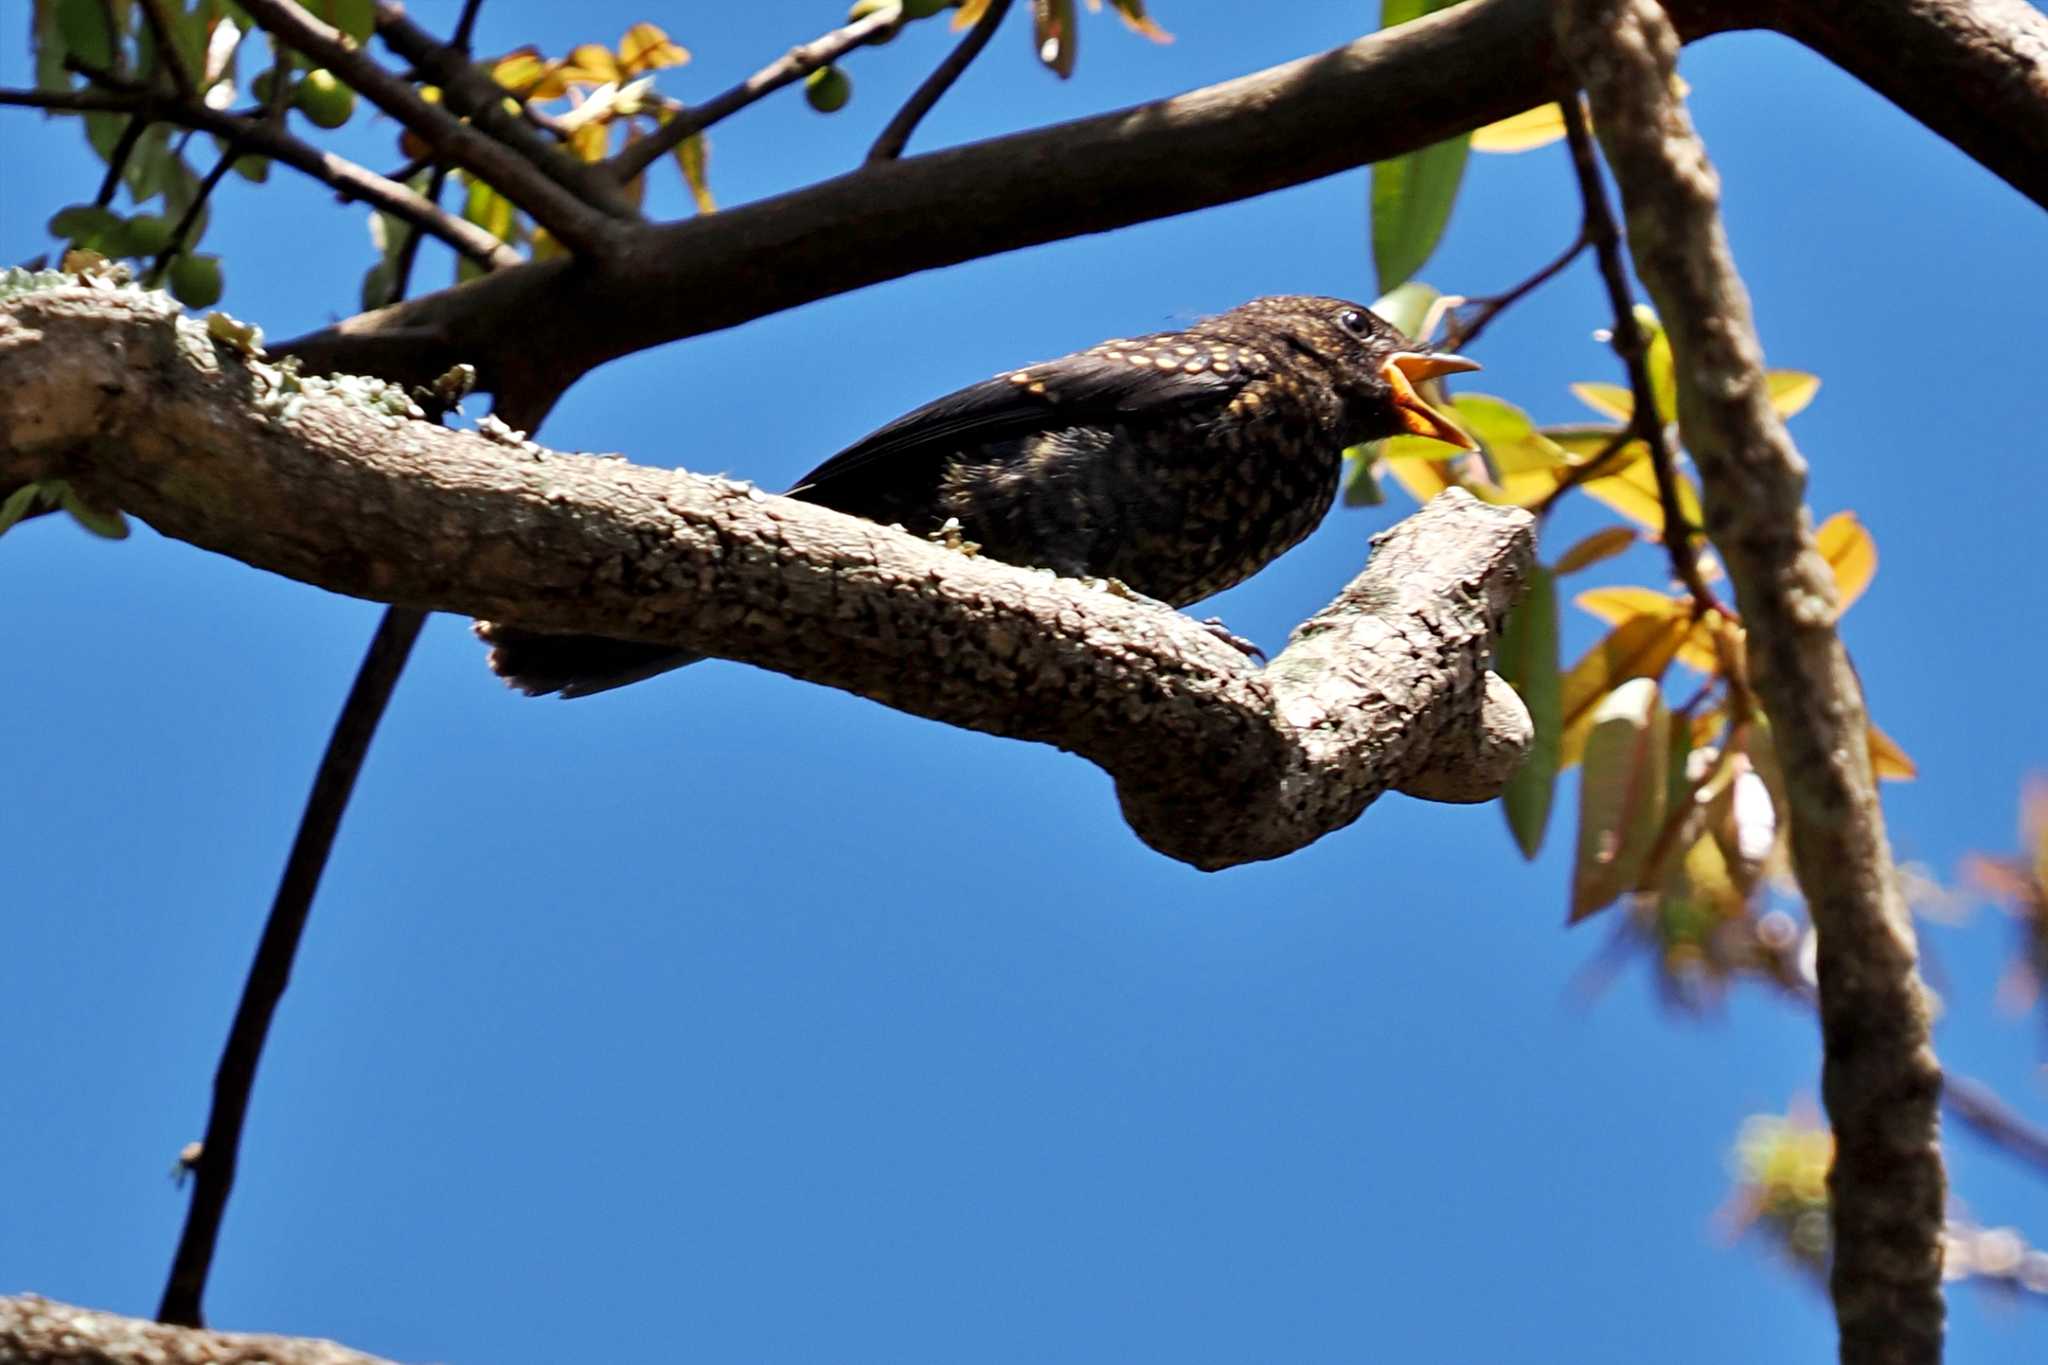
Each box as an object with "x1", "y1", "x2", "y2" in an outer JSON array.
[{"x1": 474, "y1": 621, "x2": 702, "y2": 698}]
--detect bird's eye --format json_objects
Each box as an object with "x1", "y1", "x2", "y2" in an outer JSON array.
[{"x1": 1338, "y1": 308, "x2": 1370, "y2": 335}]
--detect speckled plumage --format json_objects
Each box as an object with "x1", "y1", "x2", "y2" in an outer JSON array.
[{"x1": 482, "y1": 295, "x2": 1476, "y2": 697}]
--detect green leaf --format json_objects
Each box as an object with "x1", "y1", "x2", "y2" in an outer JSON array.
[
  {"x1": 322, "y1": 0, "x2": 376, "y2": 43},
  {"x1": 0, "y1": 483, "x2": 50, "y2": 536},
  {"x1": 48, "y1": 203, "x2": 123, "y2": 246},
  {"x1": 1570, "y1": 677, "x2": 1670, "y2": 921},
  {"x1": 1500, "y1": 564, "x2": 1561, "y2": 859},
  {"x1": 53, "y1": 0, "x2": 116, "y2": 72},
  {"x1": 57, "y1": 481, "x2": 129, "y2": 539},
  {"x1": 1341, "y1": 445, "x2": 1386, "y2": 506},
  {"x1": 1371, "y1": 133, "x2": 1470, "y2": 295},
  {"x1": 1369, "y1": 280, "x2": 1438, "y2": 340},
  {"x1": 1370, "y1": 2, "x2": 1468, "y2": 293}
]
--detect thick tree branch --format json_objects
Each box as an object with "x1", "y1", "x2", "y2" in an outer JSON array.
[
  {"x1": 274, "y1": 0, "x2": 2048, "y2": 407},
  {"x1": 1556, "y1": 4, "x2": 1947, "y2": 1363},
  {"x1": 0, "y1": 284, "x2": 1532, "y2": 870},
  {"x1": 2, "y1": 1296, "x2": 403, "y2": 1365}
]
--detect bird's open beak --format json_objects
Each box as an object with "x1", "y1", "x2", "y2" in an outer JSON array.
[{"x1": 1381, "y1": 351, "x2": 1482, "y2": 451}]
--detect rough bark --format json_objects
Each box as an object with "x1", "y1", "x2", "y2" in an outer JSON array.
[
  {"x1": 1556, "y1": 3, "x2": 1948, "y2": 1362},
  {"x1": 274, "y1": 0, "x2": 2048, "y2": 405},
  {"x1": 0, "y1": 1296, "x2": 402, "y2": 1365},
  {"x1": 0, "y1": 282, "x2": 1533, "y2": 871}
]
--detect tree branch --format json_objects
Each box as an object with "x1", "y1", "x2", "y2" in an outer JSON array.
[
  {"x1": 869, "y1": 0, "x2": 1014, "y2": 163},
  {"x1": 0, "y1": 86, "x2": 520, "y2": 271},
  {"x1": 233, "y1": 0, "x2": 624, "y2": 256},
  {"x1": 274, "y1": 0, "x2": 2048, "y2": 409},
  {"x1": 0, "y1": 284, "x2": 1533, "y2": 871},
  {"x1": 3, "y1": 1296, "x2": 404, "y2": 1365},
  {"x1": 1557, "y1": 91, "x2": 1723, "y2": 617},
  {"x1": 1555, "y1": 4, "x2": 1947, "y2": 1362},
  {"x1": 369, "y1": 1, "x2": 638, "y2": 221},
  {"x1": 606, "y1": 3, "x2": 910, "y2": 185}
]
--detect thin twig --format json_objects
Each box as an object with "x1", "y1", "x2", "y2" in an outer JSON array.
[
  {"x1": 1441, "y1": 228, "x2": 1589, "y2": 352},
  {"x1": 1944, "y1": 1073, "x2": 2048, "y2": 1178},
  {"x1": 137, "y1": 0, "x2": 199, "y2": 101},
  {"x1": 606, "y1": 5, "x2": 905, "y2": 185},
  {"x1": 92, "y1": 116, "x2": 151, "y2": 207},
  {"x1": 869, "y1": 0, "x2": 1013, "y2": 163},
  {"x1": 1558, "y1": 92, "x2": 1724, "y2": 617},
  {"x1": 1534, "y1": 426, "x2": 1634, "y2": 517},
  {"x1": 150, "y1": 5, "x2": 497, "y2": 1318},
  {"x1": 156, "y1": 607, "x2": 427, "y2": 1327},
  {"x1": 1, "y1": 85, "x2": 518, "y2": 271},
  {"x1": 141, "y1": 145, "x2": 240, "y2": 288}
]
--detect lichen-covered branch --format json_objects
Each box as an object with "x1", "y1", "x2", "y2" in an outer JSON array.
[
  {"x1": 1, "y1": 1296, "x2": 403, "y2": 1365},
  {"x1": 1555, "y1": 3, "x2": 1947, "y2": 1362},
  {"x1": 0, "y1": 283, "x2": 1532, "y2": 870}
]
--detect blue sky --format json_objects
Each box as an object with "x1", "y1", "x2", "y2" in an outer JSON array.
[{"x1": 4, "y1": 3, "x2": 2046, "y2": 1360}]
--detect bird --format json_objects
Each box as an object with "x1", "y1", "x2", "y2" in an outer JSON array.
[{"x1": 478, "y1": 294, "x2": 1478, "y2": 697}]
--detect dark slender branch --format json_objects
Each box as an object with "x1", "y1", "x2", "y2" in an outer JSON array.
[
  {"x1": 0, "y1": 85, "x2": 519, "y2": 270},
  {"x1": 156, "y1": 606, "x2": 427, "y2": 1327},
  {"x1": 92, "y1": 116, "x2": 151, "y2": 207},
  {"x1": 142, "y1": 146, "x2": 240, "y2": 289},
  {"x1": 1441, "y1": 228, "x2": 1588, "y2": 351},
  {"x1": 606, "y1": 4, "x2": 906, "y2": 185},
  {"x1": 1558, "y1": 91, "x2": 1724, "y2": 617},
  {"x1": 450, "y1": 0, "x2": 488, "y2": 50},
  {"x1": 1944, "y1": 1073, "x2": 2048, "y2": 1177},
  {"x1": 1534, "y1": 427, "x2": 1634, "y2": 516},
  {"x1": 138, "y1": 0, "x2": 199, "y2": 101},
  {"x1": 869, "y1": 0, "x2": 1014, "y2": 163}
]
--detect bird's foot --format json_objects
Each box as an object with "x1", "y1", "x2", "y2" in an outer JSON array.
[
  {"x1": 1198, "y1": 617, "x2": 1266, "y2": 662},
  {"x1": 926, "y1": 517, "x2": 982, "y2": 556}
]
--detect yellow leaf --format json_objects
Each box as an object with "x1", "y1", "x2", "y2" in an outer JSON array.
[
  {"x1": 1559, "y1": 613, "x2": 1691, "y2": 767},
  {"x1": 569, "y1": 119, "x2": 610, "y2": 163},
  {"x1": 953, "y1": 0, "x2": 994, "y2": 28},
  {"x1": 618, "y1": 22, "x2": 688, "y2": 74},
  {"x1": 1571, "y1": 381, "x2": 1634, "y2": 422},
  {"x1": 491, "y1": 47, "x2": 552, "y2": 95},
  {"x1": 1814, "y1": 510, "x2": 1876, "y2": 612},
  {"x1": 1867, "y1": 722, "x2": 1916, "y2": 781},
  {"x1": 1571, "y1": 677, "x2": 1670, "y2": 921},
  {"x1": 1384, "y1": 453, "x2": 1455, "y2": 503},
  {"x1": 1470, "y1": 103, "x2": 1568, "y2": 153},
  {"x1": 562, "y1": 44, "x2": 621, "y2": 85},
  {"x1": 1091, "y1": 0, "x2": 1172, "y2": 42},
  {"x1": 1552, "y1": 525, "x2": 1637, "y2": 576},
  {"x1": 672, "y1": 126, "x2": 714, "y2": 214},
  {"x1": 1576, "y1": 585, "x2": 1686, "y2": 626},
  {"x1": 1580, "y1": 459, "x2": 1703, "y2": 536},
  {"x1": 1768, "y1": 370, "x2": 1821, "y2": 419}
]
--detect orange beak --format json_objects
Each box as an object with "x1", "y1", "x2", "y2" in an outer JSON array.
[{"x1": 1381, "y1": 351, "x2": 1482, "y2": 451}]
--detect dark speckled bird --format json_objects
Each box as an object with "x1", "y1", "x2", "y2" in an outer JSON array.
[{"x1": 480, "y1": 295, "x2": 1479, "y2": 696}]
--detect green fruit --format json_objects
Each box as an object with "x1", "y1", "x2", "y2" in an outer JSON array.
[
  {"x1": 804, "y1": 65, "x2": 851, "y2": 114},
  {"x1": 250, "y1": 68, "x2": 283, "y2": 106},
  {"x1": 903, "y1": 0, "x2": 951, "y2": 17},
  {"x1": 295, "y1": 69, "x2": 355, "y2": 129},
  {"x1": 123, "y1": 214, "x2": 174, "y2": 257},
  {"x1": 168, "y1": 253, "x2": 224, "y2": 309}
]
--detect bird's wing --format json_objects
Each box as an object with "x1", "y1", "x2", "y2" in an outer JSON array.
[{"x1": 788, "y1": 336, "x2": 1250, "y2": 499}]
